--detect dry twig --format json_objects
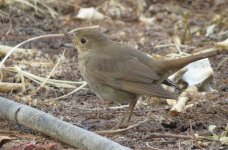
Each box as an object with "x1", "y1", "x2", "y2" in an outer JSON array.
[
  {"x1": 31, "y1": 49, "x2": 66, "y2": 95},
  {"x1": 96, "y1": 118, "x2": 149, "y2": 135},
  {"x1": 0, "y1": 82, "x2": 23, "y2": 93},
  {"x1": 52, "y1": 81, "x2": 87, "y2": 100},
  {"x1": 0, "y1": 34, "x2": 64, "y2": 69}
]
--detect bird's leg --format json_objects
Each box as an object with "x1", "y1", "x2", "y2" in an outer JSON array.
[
  {"x1": 126, "y1": 100, "x2": 137, "y2": 123},
  {"x1": 114, "y1": 101, "x2": 137, "y2": 129}
]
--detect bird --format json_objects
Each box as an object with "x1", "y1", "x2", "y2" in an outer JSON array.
[{"x1": 66, "y1": 27, "x2": 226, "y2": 128}]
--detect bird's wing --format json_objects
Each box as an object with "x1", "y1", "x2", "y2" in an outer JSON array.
[{"x1": 86, "y1": 54, "x2": 177, "y2": 99}]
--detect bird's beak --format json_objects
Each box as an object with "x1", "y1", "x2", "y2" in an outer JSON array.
[{"x1": 64, "y1": 32, "x2": 74, "y2": 40}]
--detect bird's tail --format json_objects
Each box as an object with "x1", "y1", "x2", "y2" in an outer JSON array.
[{"x1": 159, "y1": 49, "x2": 226, "y2": 72}]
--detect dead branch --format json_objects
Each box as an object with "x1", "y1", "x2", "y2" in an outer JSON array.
[{"x1": 0, "y1": 82, "x2": 23, "y2": 93}]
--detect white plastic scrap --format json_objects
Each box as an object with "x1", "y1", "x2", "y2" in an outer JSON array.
[
  {"x1": 76, "y1": 7, "x2": 105, "y2": 20},
  {"x1": 182, "y1": 58, "x2": 214, "y2": 91}
]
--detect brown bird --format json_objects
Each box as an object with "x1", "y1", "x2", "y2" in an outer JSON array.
[{"x1": 66, "y1": 28, "x2": 225, "y2": 128}]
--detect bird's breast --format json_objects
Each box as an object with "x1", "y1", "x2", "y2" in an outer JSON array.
[{"x1": 78, "y1": 57, "x2": 88, "y2": 81}]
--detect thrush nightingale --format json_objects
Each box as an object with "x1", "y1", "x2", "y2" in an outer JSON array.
[{"x1": 66, "y1": 28, "x2": 226, "y2": 128}]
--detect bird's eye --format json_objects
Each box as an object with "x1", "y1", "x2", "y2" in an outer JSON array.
[{"x1": 80, "y1": 38, "x2": 87, "y2": 44}]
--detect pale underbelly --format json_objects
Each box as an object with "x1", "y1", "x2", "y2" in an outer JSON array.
[{"x1": 89, "y1": 82, "x2": 137, "y2": 104}]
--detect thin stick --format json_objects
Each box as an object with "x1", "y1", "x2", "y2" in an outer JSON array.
[
  {"x1": 145, "y1": 133, "x2": 219, "y2": 142},
  {"x1": 189, "y1": 120, "x2": 201, "y2": 148},
  {"x1": 14, "y1": 66, "x2": 26, "y2": 92},
  {"x1": 14, "y1": 0, "x2": 45, "y2": 13},
  {"x1": 3, "y1": 67, "x2": 79, "y2": 89},
  {"x1": 40, "y1": 49, "x2": 65, "y2": 87},
  {"x1": 36, "y1": 1, "x2": 58, "y2": 18},
  {"x1": 95, "y1": 107, "x2": 170, "y2": 134},
  {"x1": 95, "y1": 118, "x2": 149, "y2": 135},
  {"x1": 31, "y1": 49, "x2": 66, "y2": 95},
  {"x1": 174, "y1": 42, "x2": 182, "y2": 54},
  {"x1": 108, "y1": 105, "x2": 129, "y2": 109},
  {"x1": 0, "y1": 9, "x2": 9, "y2": 17},
  {"x1": 216, "y1": 57, "x2": 228, "y2": 71},
  {"x1": 0, "y1": 34, "x2": 64, "y2": 69},
  {"x1": 53, "y1": 82, "x2": 87, "y2": 100},
  {"x1": 154, "y1": 44, "x2": 191, "y2": 49},
  {"x1": 145, "y1": 142, "x2": 160, "y2": 150},
  {"x1": 21, "y1": 69, "x2": 76, "y2": 88}
]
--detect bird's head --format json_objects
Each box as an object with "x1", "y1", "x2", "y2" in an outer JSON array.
[{"x1": 65, "y1": 28, "x2": 110, "y2": 54}]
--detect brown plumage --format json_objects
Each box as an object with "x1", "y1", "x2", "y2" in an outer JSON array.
[{"x1": 66, "y1": 28, "x2": 226, "y2": 128}]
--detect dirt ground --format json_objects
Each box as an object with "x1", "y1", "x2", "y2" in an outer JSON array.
[{"x1": 0, "y1": 0, "x2": 228, "y2": 149}]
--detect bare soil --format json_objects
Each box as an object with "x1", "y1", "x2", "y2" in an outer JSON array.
[{"x1": 0, "y1": 0, "x2": 227, "y2": 149}]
